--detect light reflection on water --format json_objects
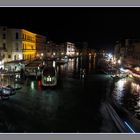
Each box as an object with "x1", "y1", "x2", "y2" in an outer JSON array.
[
  {"x1": 112, "y1": 79, "x2": 127, "y2": 105},
  {"x1": 112, "y1": 78, "x2": 140, "y2": 119},
  {"x1": 131, "y1": 82, "x2": 140, "y2": 94}
]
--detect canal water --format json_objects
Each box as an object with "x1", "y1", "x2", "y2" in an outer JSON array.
[
  {"x1": 0, "y1": 55, "x2": 118, "y2": 132},
  {"x1": 112, "y1": 77, "x2": 140, "y2": 120}
]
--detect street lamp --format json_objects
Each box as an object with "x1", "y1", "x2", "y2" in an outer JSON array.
[
  {"x1": 40, "y1": 53, "x2": 44, "y2": 59},
  {"x1": 118, "y1": 59, "x2": 121, "y2": 64},
  {"x1": 53, "y1": 52, "x2": 56, "y2": 56},
  {"x1": 41, "y1": 53, "x2": 44, "y2": 57}
]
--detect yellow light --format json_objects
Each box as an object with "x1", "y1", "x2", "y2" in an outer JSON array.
[
  {"x1": 36, "y1": 54, "x2": 39, "y2": 57},
  {"x1": 22, "y1": 29, "x2": 36, "y2": 60}
]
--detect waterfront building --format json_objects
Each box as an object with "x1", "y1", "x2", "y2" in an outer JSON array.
[{"x1": 0, "y1": 26, "x2": 46, "y2": 63}]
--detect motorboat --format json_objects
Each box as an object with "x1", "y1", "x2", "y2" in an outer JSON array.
[{"x1": 0, "y1": 85, "x2": 16, "y2": 99}]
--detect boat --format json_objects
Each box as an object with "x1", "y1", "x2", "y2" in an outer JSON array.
[
  {"x1": 0, "y1": 85, "x2": 16, "y2": 99},
  {"x1": 41, "y1": 66, "x2": 57, "y2": 87}
]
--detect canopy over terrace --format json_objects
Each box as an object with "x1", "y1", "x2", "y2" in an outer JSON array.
[{"x1": 4, "y1": 60, "x2": 27, "y2": 71}]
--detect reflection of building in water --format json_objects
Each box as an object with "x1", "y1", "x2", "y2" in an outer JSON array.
[
  {"x1": 67, "y1": 58, "x2": 74, "y2": 72},
  {"x1": 112, "y1": 77, "x2": 140, "y2": 120},
  {"x1": 73, "y1": 58, "x2": 79, "y2": 73},
  {"x1": 76, "y1": 58, "x2": 79, "y2": 72}
]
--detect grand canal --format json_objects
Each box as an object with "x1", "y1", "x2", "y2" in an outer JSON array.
[{"x1": 0, "y1": 55, "x2": 140, "y2": 133}]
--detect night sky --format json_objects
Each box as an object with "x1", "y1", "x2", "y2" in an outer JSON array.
[{"x1": 1, "y1": 7, "x2": 140, "y2": 49}]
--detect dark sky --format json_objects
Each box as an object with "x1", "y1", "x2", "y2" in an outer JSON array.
[{"x1": 1, "y1": 7, "x2": 140, "y2": 49}]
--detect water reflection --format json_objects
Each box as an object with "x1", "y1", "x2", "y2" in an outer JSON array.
[
  {"x1": 67, "y1": 58, "x2": 74, "y2": 72},
  {"x1": 131, "y1": 82, "x2": 140, "y2": 94},
  {"x1": 112, "y1": 78, "x2": 140, "y2": 119},
  {"x1": 31, "y1": 81, "x2": 35, "y2": 90},
  {"x1": 64, "y1": 56, "x2": 96, "y2": 77},
  {"x1": 113, "y1": 79, "x2": 127, "y2": 105}
]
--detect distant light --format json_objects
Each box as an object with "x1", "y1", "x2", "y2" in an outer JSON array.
[
  {"x1": 43, "y1": 61, "x2": 45, "y2": 65},
  {"x1": 120, "y1": 67, "x2": 124, "y2": 71},
  {"x1": 118, "y1": 59, "x2": 121, "y2": 64},
  {"x1": 108, "y1": 53, "x2": 112, "y2": 58},
  {"x1": 53, "y1": 61, "x2": 56, "y2": 67},
  {"x1": 41, "y1": 53, "x2": 44, "y2": 56},
  {"x1": 113, "y1": 61, "x2": 116, "y2": 64}
]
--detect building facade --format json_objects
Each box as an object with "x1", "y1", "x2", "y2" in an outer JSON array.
[
  {"x1": 0, "y1": 26, "x2": 47, "y2": 64},
  {"x1": 66, "y1": 42, "x2": 76, "y2": 56},
  {"x1": 36, "y1": 34, "x2": 47, "y2": 58},
  {"x1": 22, "y1": 29, "x2": 36, "y2": 60},
  {"x1": 46, "y1": 41, "x2": 77, "y2": 58},
  {"x1": 114, "y1": 39, "x2": 140, "y2": 66}
]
